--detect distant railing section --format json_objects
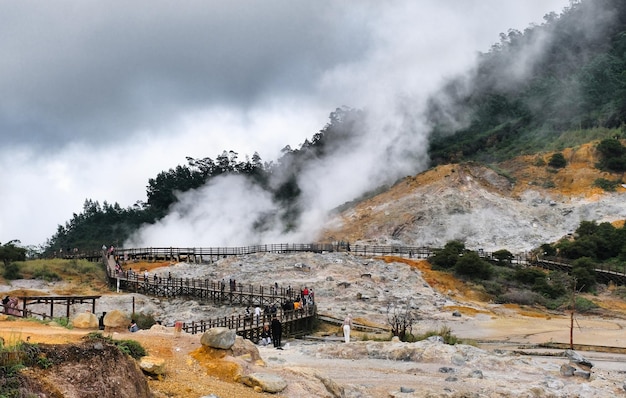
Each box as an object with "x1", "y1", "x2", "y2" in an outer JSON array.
[
  {"x1": 59, "y1": 243, "x2": 535, "y2": 264},
  {"x1": 533, "y1": 256, "x2": 626, "y2": 285},
  {"x1": 75, "y1": 243, "x2": 626, "y2": 286}
]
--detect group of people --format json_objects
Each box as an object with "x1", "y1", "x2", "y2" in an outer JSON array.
[
  {"x1": 1, "y1": 296, "x2": 20, "y2": 316},
  {"x1": 300, "y1": 286, "x2": 314, "y2": 305},
  {"x1": 258, "y1": 315, "x2": 283, "y2": 349}
]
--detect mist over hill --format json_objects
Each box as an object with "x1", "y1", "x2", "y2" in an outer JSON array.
[{"x1": 43, "y1": 0, "x2": 626, "y2": 255}]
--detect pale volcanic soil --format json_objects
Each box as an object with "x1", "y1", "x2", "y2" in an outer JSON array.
[{"x1": 3, "y1": 253, "x2": 626, "y2": 397}]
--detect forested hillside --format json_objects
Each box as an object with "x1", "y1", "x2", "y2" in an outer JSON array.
[
  {"x1": 428, "y1": 0, "x2": 626, "y2": 163},
  {"x1": 43, "y1": 0, "x2": 626, "y2": 255}
]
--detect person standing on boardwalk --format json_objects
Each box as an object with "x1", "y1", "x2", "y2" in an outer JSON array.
[
  {"x1": 271, "y1": 315, "x2": 282, "y2": 349},
  {"x1": 343, "y1": 314, "x2": 353, "y2": 343}
]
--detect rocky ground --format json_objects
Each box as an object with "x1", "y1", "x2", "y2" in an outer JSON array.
[
  {"x1": 3, "y1": 252, "x2": 626, "y2": 397},
  {"x1": 5, "y1": 142, "x2": 626, "y2": 396}
]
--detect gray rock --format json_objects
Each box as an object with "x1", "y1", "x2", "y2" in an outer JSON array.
[
  {"x1": 427, "y1": 335, "x2": 444, "y2": 343},
  {"x1": 565, "y1": 350, "x2": 593, "y2": 369},
  {"x1": 240, "y1": 372, "x2": 287, "y2": 393},
  {"x1": 451, "y1": 353, "x2": 465, "y2": 366},
  {"x1": 399, "y1": 386, "x2": 415, "y2": 393},
  {"x1": 439, "y1": 367, "x2": 455, "y2": 373},
  {"x1": 200, "y1": 327, "x2": 236, "y2": 350},
  {"x1": 544, "y1": 377, "x2": 564, "y2": 390},
  {"x1": 468, "y1": 369, "x2": 483, "y2": 379},
  {"x1": 573, "y1": 370, "x2": 591, "y2": 379},
  {"x1": 560, "y1": 363, "x2": 575, "y2": 377}
]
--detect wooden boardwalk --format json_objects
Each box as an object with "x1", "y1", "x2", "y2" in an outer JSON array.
[{"x1": 104, "y1": 254, "x2": 316, "y2": 339}]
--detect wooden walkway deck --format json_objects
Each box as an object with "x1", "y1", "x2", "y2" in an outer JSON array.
[{"x1": 103, "y1": 254, "x2": 316, "y2": 340}]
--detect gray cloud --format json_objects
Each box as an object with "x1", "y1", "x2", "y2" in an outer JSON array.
[
  {"x1": 0, "y1": 0, "x2": 572, "y2": 246},
  {"x1": 0, "y1": 1, "x2": 369, "y2": 147}
]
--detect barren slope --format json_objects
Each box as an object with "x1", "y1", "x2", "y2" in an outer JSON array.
[{"x1": 321, "y1": 142, "x2": 626, "y2": 252}]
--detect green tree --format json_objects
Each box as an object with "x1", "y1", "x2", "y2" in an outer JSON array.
[
  {"x1": 597, "y1": 139, "x2": 626, "y2": 172},
  {"x1": 0, "y1": 240, "x2": 26, "y2": 266},
  {"x1": 539, "y1": 243, "x2": 557, "y2": 257},
  {"x1": 492, "y1": 249, "x2": 514, "y2": 265},
  {"x1": 430, "y1": 240, "x2": 466, "y2": 269},
  {"x1": 571, "y1": 257, "x2": 597, "y2": 292},
  {"x1": 1, "y1": 240, "x2": 26, "y2": 279}
]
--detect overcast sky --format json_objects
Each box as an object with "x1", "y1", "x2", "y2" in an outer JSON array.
[{"x1": 0, "y1": 0, "x2": 571, "y2": 248}]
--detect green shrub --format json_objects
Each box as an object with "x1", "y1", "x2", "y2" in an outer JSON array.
[
  {"x1": 429, "y1": 240, "x2": 465, "y2": 270},
  {"x1": 532, "y1": 277, "x2": 566, "y2": 299},
  {"x1": 82, "y1": 332, "x2": 146, "y2": 359},
  {"x1": 116, "y1": 339, "x2": 146, "y2": 359},
  {"x1": 412, "y1": 326, "x2": 461, "y2": 345},
  {"x1": 3, "y1": 262, "x2": 22, "y2": 280},
  {"x1": 454, "y1": 252, "x2": 492, "y2": 280},
  {"x1": 574, "y1": 297, "x2": 598, "y2": 313},
  {"x1": 548, "y1": 152, "x2": 567, "y2": 168},
  {"x1": 492, "y1": 249, "x2": 514, "y2": 265},
  {"x1": 495, "y1": 289, "x2": 545, "y2": 306},
  {"x1": 593, "y1": 178, "x2": 621, "y2": 191},
  {"x1": 479, "y1": 279, "x2": 505, "y2": 296},
  {"x1": 131, "y1": 312, "x2": 156, "y2": 330},
  {"x1": 514, "y1": 268, "x2": 547, "y2": 285},
  {"x1": 571, "y1": 257, "x2": 597, "y2": 292},
  {"x1": 53, "y1": 317, "x2": 73, "y2": 329},
  {"x1": 32, "y1": 266, "x2": 61, "y2": 281}
]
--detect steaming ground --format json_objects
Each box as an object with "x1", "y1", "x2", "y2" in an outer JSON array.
[
  {"x1": 321, "y1": 156, "x2": 626, "y2": 253},
  {"x1": 13, "y1": 252, "x2": 626, "y2": 397}
]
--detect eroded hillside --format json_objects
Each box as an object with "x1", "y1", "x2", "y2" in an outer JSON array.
[{"x1": 321, "y1": 142, "x2": 626, "y2": 252}]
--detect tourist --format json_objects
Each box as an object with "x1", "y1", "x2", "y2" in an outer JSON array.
[
  {"x1": 244, "y1": 307, "x2": 252, "y2": 325},
  {"x1": 260, "y1": 324, "x2": 272, "y2": 346},
  {"x1": 99, "y1": 312, "x2": 107, "y2": 330},
  {"x1": 254, "y1": 305, "x2": 262, "y2": 322},
  {"x1": 129, "y1": 319, "x2": 139, "y2": 332},
  {"x1": 3, "y1": 296, "x2": 19, "y2": 316},
  {"x1": 343, "y1": 314, "x2": 352, "y2": 343},
  {"x1": 302, "y1": 286, "x2": 309, "y2": 303},
  {"x1": 271, "y1": 316, "x2": 282, "y2": 349}
]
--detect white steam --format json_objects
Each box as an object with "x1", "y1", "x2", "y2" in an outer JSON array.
[{"x1": 126, "y1": 1, "x2": 570, "y2": 248}]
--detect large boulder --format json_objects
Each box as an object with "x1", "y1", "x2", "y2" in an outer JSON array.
[
  {"x1": 139, "y1": 356, "x2": 166, "y2": 375},
  {"x1": 229, "y1": 336, "x2": 263, "y2": 364},
  {"x1": 72, "y1": 312, "x2": 98, "y2": 329},
  {"x1": 200, "y1": 327, "x2": 236, "y2": 350},
  {"x1": 239, "y1": 373, "x2": 287, "y2": 393},
  {"x1": 104, "y1": 310, "x2": 130, "y2": 332}
]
